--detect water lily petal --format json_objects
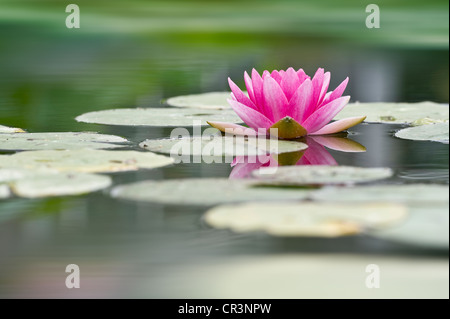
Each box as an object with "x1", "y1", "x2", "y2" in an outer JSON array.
[
  {"x1": 244, "y1": 71, "x2": 256, "y2": 104},
  {"x1": 319, "y1": 72, "x2": 331, "y2": 105},
  {"x1": 309, "y1": 116, "x2": 366, "y2": 136},
  {"x1": 287, "y1": 79, "x2": 314, "y2": 122},
  {"x1": 322, "y1": 77, "x2": 349, "y2": 106},
  {"x1": 297, "y1": 68, "x2": 309, "y2": 83},
  {"x1": 309, "y1": 135, "x2": 367, "y2": 153},
  {"x1": 281, "y1": 67, "x2": 301, "y2": 101},
  {"x1": 270, "y1": 70, "x2": 283, "y2": 84},
  {"x1": 207, "y1": 121, "x2": 258, "y2": 137},
  {"x1": 303, "y1": 96, "x2": 351, "y2": 133},
  {"x1": 251, "y1": 69, "x2": 265, "y2": 113},
  {"x1": 263, "y1": 76, "x2": 289, "y2": 121},
  {"x1": 228, "y1": 99, "x2": 273, "y2": 130},
  {"x1": 228, "y1": 77, "x2": 257, "y2": 110},
  {"x1": 298, "y1": 139, "x2": 338, "y2": 165}
]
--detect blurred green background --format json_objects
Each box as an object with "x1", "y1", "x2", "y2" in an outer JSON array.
[{"x1": 0, "y1": 0, "x2": 448, "y2": 131}]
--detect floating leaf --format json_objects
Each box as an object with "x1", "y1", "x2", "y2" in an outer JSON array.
[
  {"x1": 334, "y1": 102, "x2": 449, "y2": 124},
  {"x1": 111, "y1": 178, "x2": 313, "y2": 206},
  {"x1": 166, "y1": 92, "x2": 232, "y2": 109},
  {"x1": 311, "y1": 184, "x2": 449, "y2": 204},
  {"x1": 395, "y1": 123, "x2": 449, "y2": 143},
  {"x1": 369, "y1": 204, "x2": 449, "y2": 248},
  {"x1": 0, "y1": 125, "x2": 25, "y2": 133},
  {"x1": 0, "y1": 150, "x2": 174, "y2": 173},
  {"x1": 0, "y1": 132, "x2": 128, "y2": 150},
  {"x1": 161, "y1": 255, "x2": 448, "y2": 298},
  {"x1": 139, "y1": 136, "x2": 308, "y2": 159},
  {"x1": 253, "y1": 166, "x2": 393, "y2": 185},
  {"x1": 76, "y1": 108, "x2": 242, "y2": 127},
  {"x1": 204, "y1": 202, "x2": 407, "y2": 237},
  {"x1": 0, "y1": 184, "x2": 10, "y2": 199},
  {"x1": 8, "y1": 172, "x2": 111, "y2": 198}
]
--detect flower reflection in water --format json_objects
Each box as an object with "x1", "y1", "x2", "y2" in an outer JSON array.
[{"x1": 229, "y1": 135, "x2": 366, "y2": 179}]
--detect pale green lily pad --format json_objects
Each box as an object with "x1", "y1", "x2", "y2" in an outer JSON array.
[
  {"x1": 76, "y1": 108, "x2": 242, "y2": 127},
  {"x1": 0, "y1": 125, "x2": 25, "y2": 133},
  {"x1": 9, "y1": 172, "x2": 112, "y2": 198},
  {"x1": 166, "y1": 92, "x2": 232, "y2": 109},
  {"x1": 369, "y1": 204, "x2": 449, "y2": 248},
  {"x1": 395, "y1": 123, "x2": 449, "y2": 143},
  {"x1": 0, "y1": 184, "x2": 10, "y2": 199},
  {"x1": 111, "y1": 178, "x2": 313, "y2": 206},
  {"x1": 0, "y1": 132, "x2": 128, "y2": 150},
  {"x1": 311, "y1": 184, "x2": 449, "y2": 204},
  {"x1": 204, "y1": 202, "x2": 407, "y2": 237},
  {"x1": 334, "y1": 102, "x2": 449, "y2": 124},
  {"x1": 153, "y1": 255, "x2": 448, "y2": 298},
  {"x1": 253, "y1": 166, "x2": 393, "y2": 185},
  {"x1": 0, "y1": 150, "x2": 174, "y2": 173},
  {"x1": 139, "y1": 136, "x2": 308, "y2": 158}
]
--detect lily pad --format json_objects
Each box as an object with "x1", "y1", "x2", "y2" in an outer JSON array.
[
  {"x1": 166, "y1": 92, "x2": 232, "y2": 109},
  {"x1": 0, "y1": 125, "x2": 25, "y2": 133},
  {"x1": 395, "y1": 123, "x2": 449, "y2": 143},
  {"x1": 0, "y1": 150, "x2": 174, "y2": 173},
  {"x1": 0, "y1": 184, "x2": 10, "y2": 199},
  {"x1": 9, "y1": 172, "x2": 112, "y2": 198},
  {"x1": 253, "y1": 166, "x2": 393, "y2": 185},
  {"x1": 334, "y1": 102, "x2": 449, "y2": 124},
  {"x1": 0, "y1": 132, "x2": 128, "y2": 150},
  {"x1": 139, "y1": 136, "x2": 308, "y2": 159},
  {"x1": 75, "y1": 108, "x2": 242, "y2": 127},
  {"x1": 204, "y1": 202, "x2": 407, "y2": 237},
  {"x1": 369, "y1": 204, "x2": 449, "y2": 248},
  {"x1": 311, "y1": 184, "x2": 449, "y2": 204},
  {"x1": 110, "y1": 178, "x2": 313, "y2": 206}
]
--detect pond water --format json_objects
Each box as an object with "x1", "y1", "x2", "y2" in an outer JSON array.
[{"x1": 0, "y1": 5, "x2": 449, "y2": 298}]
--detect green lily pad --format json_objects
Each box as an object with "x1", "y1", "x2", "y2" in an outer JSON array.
[
  {"x1": 166, "y1": 92, "x2": 232, "y2": 109},
  {"x1": 0, "y1": 125, "x2": 25, "y2": 133},
  {"x1": 369, "y1": 204, "x2": 449, "y2": 248},
  {"x1": 139, "y1": 136, "x2": 308, "y2": 159},
  {"x1": 0, "y1": 132, "x2": 128, "y2": 150},
  {"x1": 9, "y1": 172, "x2": 112, "y2": 198},
  {"x1": 0, "y1": 150, "x2": 174, "y2": 173},
  {"x1": 111, "y1": 178, "x2": 313, "y2": 206},
  {"x1": 0, "y1": 184, "x2": 10, "y2": 199},
  {"x1": 75, "y1": 108, "x2": 242, "y2": 127},
  {"x1": 311, "y1": 184, "x2": 449, "y2": 204},
  {"x1": 334, "y1": 102, "x2": 449, "y2": 124},
  {"x1": 204, "y1": 202, "x2": 407, "y2": 237},
  {"x1": 253, "y1": 166, "x2": 393, "y2": 185},
  {"x1": 395, "y1": 123, "x2": 449, "y2": 143}
]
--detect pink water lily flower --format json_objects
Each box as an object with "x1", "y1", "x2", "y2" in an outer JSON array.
[{"x1": 208, "y1": 68, "x2": 366, "y2": 139}]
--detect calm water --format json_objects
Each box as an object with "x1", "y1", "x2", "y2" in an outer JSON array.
[{"x1": 0, "y1": 9, "x2": 449, "y2": 297}]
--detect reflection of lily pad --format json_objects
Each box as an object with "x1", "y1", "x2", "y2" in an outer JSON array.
[
  {"x1": 0, "y1": 185, "x2": 10, "y2": 199},
  {"x1": 334, "y1": 102, "x2": 449, "y2": 124},
  {"x1": 369, "y1": 204, "x2": 449, "y2": 248},
  {"x1": 0, "y1": 125, "x2": 25, "y2": 133},
  {"x1": 76, "y1": 108, "x2": 242, "y2": 127},
  {"x1": 0, "y1": 132, "x2": 128, "y2": 150},
  {"x1": 395, "y1": 123, "x2": 449, "y2": 143},
  {"x1": 311, "y1": 184, "x2": 449, "y2": 203},
  {"x1": 140, "y1": 136, "x2": 308, "y2": 158},
  {"x1": 253, "y1": 166, "x2": 393, "y2": 185},
  {"x1": 0, "y1": 150, "x2": 174, "y2": 173},
  {"x1": 166, "y1": 92, "x2": 232, "y2": 109},
  {"x1": 204, "y1": 202, "x2": 407, "y2": 237},
  {"x1": 10, "y1": 172, "x2": 112, "y2": 198},
  {"x1": 111, "y1": 178, "x2": 312, "y2": 206}
]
